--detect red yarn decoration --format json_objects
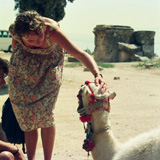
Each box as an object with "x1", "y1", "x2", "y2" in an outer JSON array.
[
  {"x1": 88, "y1": 93, "x2": 95, "y2": 105},
  {"x1": 77, "y1": 94, "x2": 81, "y2": 98},
  {"x1": 83, "y1": 138, "x2": 94, "y2": 152},
  {"x1": 79, "y1": 114, "x2": 91, "y2": 123}
]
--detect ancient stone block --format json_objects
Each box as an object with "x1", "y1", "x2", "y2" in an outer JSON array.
[
  {"x1": 133, "y1": 31, "x2": 155, "y2": 45},
  {"x1": 93, "y1": 26, "x2": 155, "y2": 62},
  {"x1": 142, "y1": 45, "x2": 154, "y2": 58},
  {"x1": 93, "y1": 25, "x2": 134, "y2": 62},
  {"x1": 118, "y1": 42, "x2": 141, "y2": 54}
]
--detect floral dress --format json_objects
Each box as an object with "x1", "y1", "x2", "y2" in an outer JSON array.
[{"x1": 8, "y1": 24, "x2": 64, "y2": 131}]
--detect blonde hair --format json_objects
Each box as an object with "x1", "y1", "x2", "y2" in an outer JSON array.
[{"x1": 14, "y1": 10, "x2": 45, "y2": 37}]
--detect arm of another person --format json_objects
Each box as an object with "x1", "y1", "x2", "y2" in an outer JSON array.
[
  {"x1": 0, "y1": 140, "x2": 25, "y2": 160},
  {"x1": 50, "y1": 26, "x2": 108, "y2": 91}
]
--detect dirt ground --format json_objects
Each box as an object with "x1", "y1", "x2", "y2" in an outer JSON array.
[{"x1": 1, "y1": 52, "x2": 160, "y2": 160}]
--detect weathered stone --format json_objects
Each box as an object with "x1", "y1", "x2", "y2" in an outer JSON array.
[
  {"x1": 119, "y1": 50, "x2": 133, "y2": 62},
  {"x1": 118, "y1": 42, "x2": 141, "y2": 54},
  {"x1": 133, "y1": 31, "x2": 155, "y2": 45},
  {"x1": 93, "y1": 25, "x2": 155, "y2": 62},
  {"x1": 93, "y1": 25, "x2": 134, "y2": 62},
  {"x1": 142, "y1": 45, "x2": 154, "y2": 58},
  {"x1": 131, "y1": 54, "x2": 149, "y2": 61},
  {"x1": 118, "y1": 43, "x2": 142, "y2": 61},
  {"x1": 145, "y1": 63, "x2": 155, "y2": 69},
  {"x1": 136, "y1": 52, "x2": 144, "y2": 56}
]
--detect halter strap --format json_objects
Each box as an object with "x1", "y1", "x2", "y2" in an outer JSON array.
[{"x1": 93, "y1": 126, "x2": 111, "y2": 136}]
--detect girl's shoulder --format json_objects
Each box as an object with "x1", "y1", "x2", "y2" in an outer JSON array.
[
  {"x1": 43, "y1": 17, "x2": 60, "y2": 32},
  {"x1": 43, "y1": 17, "x2": 61, "y2": 44}
]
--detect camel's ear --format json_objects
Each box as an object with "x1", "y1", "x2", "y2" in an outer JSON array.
[{"x1": 109, "y1": 92, "x2": 116, "y2": 99}]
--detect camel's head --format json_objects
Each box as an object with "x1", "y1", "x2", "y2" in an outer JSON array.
[
  {"x1": 77, "y1": 81, "x2": 116, "y2": 116},
  {"x1": 77, "y1": 81, "x2": 116, "y2": 152}
]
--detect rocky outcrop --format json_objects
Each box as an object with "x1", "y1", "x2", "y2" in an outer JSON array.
[{"x1": 93, "y1": 25, "x2": 155, "y2": 62}]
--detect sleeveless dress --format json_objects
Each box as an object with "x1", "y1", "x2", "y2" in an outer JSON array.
[{"x1": 8, "y1": 24, "x2": 64, "y2": 132}]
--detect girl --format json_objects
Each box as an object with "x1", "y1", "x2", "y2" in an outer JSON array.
[{"x1": 9, "y1": 10, "x2": 107, "y2": 160}]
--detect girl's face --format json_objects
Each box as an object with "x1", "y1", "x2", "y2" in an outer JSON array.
[{"x1": 22, "y1": 29, "x2": 45, "y2": 48}]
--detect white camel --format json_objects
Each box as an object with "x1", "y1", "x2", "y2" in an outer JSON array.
[{"x1": 77, "y1": 81, "x2": 160, "y2": 160}]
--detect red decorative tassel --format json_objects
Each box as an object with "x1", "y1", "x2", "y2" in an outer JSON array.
[
  {"x1": 77, "y1": 94, "x2": 81, "y2": 98},
  {"x1": 80, "y1": 115, "x2": 87, "y2": 122},
  {"x1": 88, "y1": 138, "x2": 94, "y2": 150},
  {"x1": 83, "y1": 138, "x2": 94, "y2": 152},
  {"x1": 80, "y1": 114, "x2": 91, "y2": 122}
]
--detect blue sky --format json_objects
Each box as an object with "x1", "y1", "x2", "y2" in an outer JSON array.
[{"x1": 1, "y1": 0, "x2": 160, "y2": 55}]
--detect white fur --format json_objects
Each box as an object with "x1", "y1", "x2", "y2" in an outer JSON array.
[
  {"x1": 113, "y1": 127, "x2": 160, "y2": 160},
  {"x1": 80, "y1": 83, "x2": 160, "y2": 160}
]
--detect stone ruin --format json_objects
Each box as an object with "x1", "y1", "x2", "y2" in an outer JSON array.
[{"x1": 93, "y1": 25, "x2": 155, "y2": 62}]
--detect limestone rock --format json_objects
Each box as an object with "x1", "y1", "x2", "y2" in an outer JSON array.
[
  {"x1": 131, "y1": 54, "x2": 149, "y2": 61},
  {"x1": 93, "y1": 25, "x2": 134, "y2": 62},
  {"x1": 133, "y1": 31, "x2": 155, "y2": 45},
  {"x1": 93, "y1": 25, "x2": 155, "y2": 62},
  {"x1": 142, "y1": 44, "x2": 154, "y2": 58},
  {"x1": 118, "y1": 42, "x2": 141, "y2": 54}
]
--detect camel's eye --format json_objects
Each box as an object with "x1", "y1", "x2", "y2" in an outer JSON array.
[{"x1": 85, "y1": 90, "x2": 89, "y2": 95}]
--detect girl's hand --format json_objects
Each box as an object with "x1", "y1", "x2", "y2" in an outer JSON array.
[{"x1": 94, "y1": 74, "x2": 109, "y2": 93}]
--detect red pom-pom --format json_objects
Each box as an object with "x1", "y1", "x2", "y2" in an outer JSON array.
[
  {"x1": 88, "y1": 138, "x2": 94, "y2": 151},
  {"x1": 80, "y1": 115, "x2": 87, "y2": 122},
  {"x1": 85, "y1": 81, "x2": 90, "y2": 85},
  {"x1": 79, "y1": 114, "x2": 91, "y2": 122},
  {"x1": 77, "y1": 94, "x2": 81, "y2": 98},
  {"x1": 83, "y1": 138, "x2": 94, "y2": 152},
  {"x1": 103, "y1": 106, "x2": 106, "y2": 110}
]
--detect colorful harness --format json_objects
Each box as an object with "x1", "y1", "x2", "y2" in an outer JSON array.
[{"x1": 77, "y1": 81, "x2": 110, "y2": 154}]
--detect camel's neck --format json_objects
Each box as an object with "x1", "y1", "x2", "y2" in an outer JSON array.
[{"x1": 91, "y1": 110, "x2": 119, "y2": 160}]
